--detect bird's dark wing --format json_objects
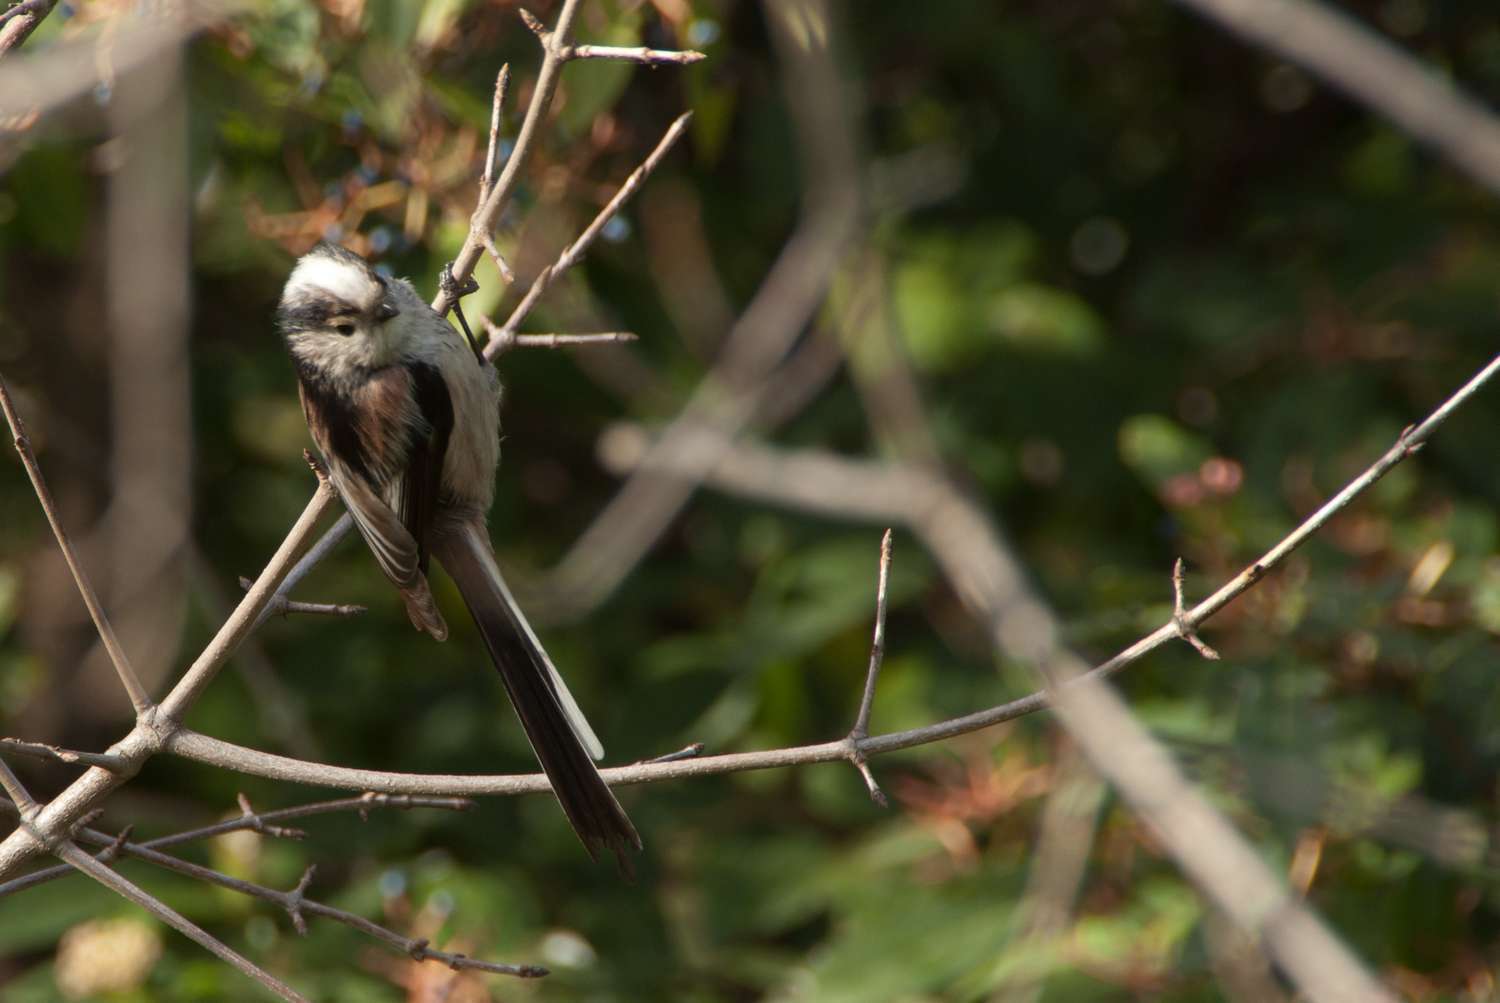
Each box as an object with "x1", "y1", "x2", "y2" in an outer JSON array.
[
  {"x1": 396, "y1": 361, "x2": 454, "y2": 574},
  {"x1": 297, "y1": 373, "x2": 422, "y2": 588}
]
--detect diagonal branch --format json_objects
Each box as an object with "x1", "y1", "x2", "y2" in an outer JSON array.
[
  {"x1": 845, "y1": 529, "x2": 892, "y2": 806},
  {"x1": 0, "y1": 757, "x2": 306, "y2": 999},
  {"x1": 0, "y1": 481, "x2": 338, "y2": 881},
  {"x1": 56, "y1": 841, "x2": 310, "y2": 1002},
  {"x1": 483, "y1": 110, "x2": 693, "y2": 356},
  {"x1": 160, "y1": 350, "x2": 1498, "y2": 813},
  {"x1": 64, "y1": 828, "x2": 545, "y2": 978},
  {"x1": 541, "y1": 0, "x2": 861, "y2": 616},
  {"x1": 0, "y1": 0, "x2": 56, "y2": 59},
  {"x1": 434, "y1": 0, "x2": 587, "y2": 316},
  {"x1": 1172, "y1": 0, "x2": 1500, "y2": 196},
  {"x1": 0, "y1": 792, "x2": 472, "y2": 899},
  {"x1": 0, "y1": 375, "x2": 153, "y2": 714},
  {"x1": 0, "y1": 738, "x2": 129, "y2": 772}
]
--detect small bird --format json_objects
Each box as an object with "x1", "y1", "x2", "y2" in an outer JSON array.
[{"x1": 277, "y1": 242, "x2": 640, "y2": 866}]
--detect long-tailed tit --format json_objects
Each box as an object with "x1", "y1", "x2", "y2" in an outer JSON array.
[{"x1": 277, "y1": 242, "x2": 639, "y2": 865}]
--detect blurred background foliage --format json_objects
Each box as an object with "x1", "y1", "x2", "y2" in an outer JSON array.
[{"x1": 3, "y1": 0, "x2": 1500, "y2": 999}]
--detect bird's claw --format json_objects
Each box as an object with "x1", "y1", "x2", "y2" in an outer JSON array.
[{"x1": 440, "y1": 262, "x2": 480, "y2": 299}]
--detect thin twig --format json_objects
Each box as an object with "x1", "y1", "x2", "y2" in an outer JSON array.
[
  {"x1": 0, "y1": 756, "x2": 38, "y2": 813},
  {"x1": 482, "y1": 322, "x2": 638, "y2": 355},
  {"x1": 63, "y1": 828, "x2": 546, "y2": 978},
  {"x1": 561, "y1": 43, "x2": 706, "y2": 65},
  {"x1": 542, "y1": 0, "x2": 861, "y2": 615},
  {"x1": 483, "y1": 234, "x2": 516, "y2": 284},
  {"x1": 634, "y1": 743, "x2": 705, "y2": 765},
  {"x1": 478, "y1": 64, "x2": 510, "y2": 205},
  {"x1": 0, "y1": 738, "x2": 129, "y2": 772},
  {"x1": 158, "y1": 482, "x2": 338, "y2": 723},
  {"x1": 852, "y1": 529, "x2": 892, "y2": 740},
  {"x1": 236, "y1": 792, "x2": 307, "y2": 840},
  {"x1": 484, "y1": 111, "x2": 693, "y2": 355},
  {"x1": 0, "y1": 483, "x2": 338, "y2": 881},
  {"x1": 149, "y1": 338, "x2": 1499, "y2": 806},
  {"x1": 604, "y1": 348, "x2": 1500, "y2": 694},
  {"x1": 436, "y1": 0, "x2": 588, "y2": 316},
  {"x1": 846, "y1": 529, "x2": 892, "y2": 806},
  {"x1": 1172, "y1": 558, "x2": 1220, "y2": 660},
  {"x1": 0, "y1": 375, "x2": 153, "y2": 714},
  {"x1": 0, "y1": 792, "x2": 473, "y2": 899},
  {"x1": 56, "y1": 841, "x2": 309, "y2": 1002},
  {"x1": 238, "y1": 577, "x2": 365, "y2": 618}
]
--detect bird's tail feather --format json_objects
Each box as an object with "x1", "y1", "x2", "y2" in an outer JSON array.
[
  {"x1": 432, "y1": 522, "x2": 640, "y2": 868},
  {"x1": 400, "y1": 580, "x2": 448, "y2": 641}
]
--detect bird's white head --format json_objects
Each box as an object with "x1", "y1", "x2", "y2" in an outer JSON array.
[{"x1": 278, "y1": 242, "x2": 412, "y2": 377}]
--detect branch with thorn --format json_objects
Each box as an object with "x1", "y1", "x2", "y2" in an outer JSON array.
[{"x1": 1171, "y1": 558, "x2": 1220, "y2": 661}]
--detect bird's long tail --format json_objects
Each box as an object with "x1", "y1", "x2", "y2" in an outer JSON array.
[{"x1": 432, "y1": 521, "x2": 640, "y2": 868}]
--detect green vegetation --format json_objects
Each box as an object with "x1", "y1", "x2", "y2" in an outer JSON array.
[{"x1": 4, "y1": 0, "x2": 1500, "y2": 999}]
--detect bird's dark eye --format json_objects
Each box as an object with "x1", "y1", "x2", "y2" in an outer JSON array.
[{"x1": 332, "y1": 320, "x2": 356, "y2": 336}]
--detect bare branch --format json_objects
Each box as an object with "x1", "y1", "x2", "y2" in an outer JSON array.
[
  {"x1": 543, "y1": 0, "x2": 862, "y2": 615},
  {"x1": 479, "y1": 64, "x2": 510, "y2": 205},
  {"x1": 0, "y1": 792, "x2": 473, "y2": 899},
  {"x1": 851, "y1": 529, "x2": 892, "y2": 741},
  {"x1": 0, "y1": 3, "x2": 220, "y2": 122},
  {"x1": 56, "y1": 841, "x2": 309, "y2": 1002},
  {"x1": 158, "y1": 482, "x2": 338, "y2": 723},
  {"x1": 0, "y1": 375, "x2": 153, "y2": 714},
  {"x1": 0, "y1": 755, "x2": 38, "y2": 813},
  {"x1": 1173, "y1": 0, "x2": 1500, "y2": 196},
  {"x1": 634, "y1": 743, "x2": 705, "y2": 765},
  {"x1": 482, "y1": 322, "x2": 638, "y2": 355},
  {"x1": 63, "y1": 828, "x2": 546, "y2": 978},
  {"x1": 252, "y1": 512, "x2": 356, "y2": 632},
  {"x1": 0, "y1": 738, "x2": 129, "y2": 772},
  {"x1": 484, "y1": 111, "x2": 693, "y2": 355},
  {"x1": 604, "y1": 346, "x2": 1500, "y2": 693},
  {"x1": 562, "y1": 43, "x2": 706, "y2": 66},
  {"x1": 436, "y1": 0, "x2": 588, "y2": 316},
  {"x1": 1171, "y1": 558, "x2": 1220, "y2": 660},
  {"x1": 236, "y1": 792, "x2": 307, "y2": 840},
  {"x1": 595, "y1": 349, "x2": 1500, "y2": 1001},
  {"x1": 238, "y1": 577, "x2": 365, "y2": 618},
  {"x1": 482, "y1": 234, "x2": 516, "y2": 285},
  {"x1": 0, "y1": 0, "x2": 57, "y2": 60},
  {"x1": 845, "y1": 529, "x2": 892, "y2": 806},
  {"x1": 0, "y1": 482, "x2": 338, "y2": 881}
]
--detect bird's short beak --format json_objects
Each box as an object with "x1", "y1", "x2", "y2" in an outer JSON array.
[{"x1": 375, "y1": 299, "x2": 400, "y2": 321}]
